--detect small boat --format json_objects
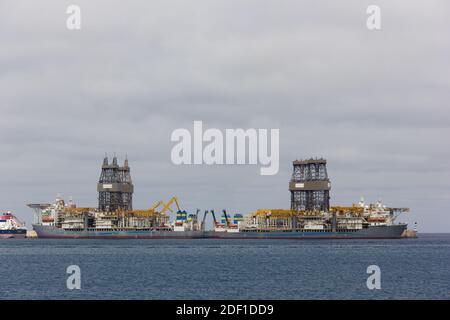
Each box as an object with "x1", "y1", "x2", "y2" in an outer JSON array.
[{"x1": 0, "y1": 211, "x2": 27, "y2": 239}]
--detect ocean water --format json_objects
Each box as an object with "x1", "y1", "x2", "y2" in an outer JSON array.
[{"x1": 0, "y1": 234, "x2": 449, "y2": 300}]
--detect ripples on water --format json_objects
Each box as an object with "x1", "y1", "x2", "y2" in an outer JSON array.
[{"x1": 0, "y1": 234, "x2": 449, "y2": 299}]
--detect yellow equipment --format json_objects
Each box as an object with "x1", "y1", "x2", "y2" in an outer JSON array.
[
  {"x1": 159, "y1": 196, "x2": 181, "y2": 215},
  {"x1": 330, "y1": 206, "x2": 364, "y2": 216},
  {"x1": 149, "y1": 200, "x2": 173, "y2": 213},
  {"x1": 63, "y1": 207, "x2": 96, "y2": 214},
  {"x1": 59, "y1": 196, "x2": 184, "y2": 219},
  {"x1": 251, "y1": 209, "x2": 322, "y2": 218}
]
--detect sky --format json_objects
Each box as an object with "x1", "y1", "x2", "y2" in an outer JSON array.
[{"x1": 1, "y1": 0, "x2": 449, "y2": 232}]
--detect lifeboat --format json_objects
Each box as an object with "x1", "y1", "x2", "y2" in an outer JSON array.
[
  {"x1": 42, "y1": 216, "x2": 55, "y2": 223},
  {"x1": 367, "y1": 217, "x2": 386, "y2": 222}
]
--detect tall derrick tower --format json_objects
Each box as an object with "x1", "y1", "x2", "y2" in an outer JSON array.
[
  {"x1": 289, "y1": 158, "x2": 331, "y2": 212},
  {"x1": 97, "y1": 155, "x2": 134, "y2": 212}
]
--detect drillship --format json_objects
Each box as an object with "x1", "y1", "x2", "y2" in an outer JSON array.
[
  {"x1": 28, "y1": 156, "x2": 204, "y2": 239},
  {"x1": 0, "y1": 211, "x2": 27, "y2": 239},
  {"x1": 28, "y1": 157, "x2": 410, "y2": 239},
  {"x1": 204, "y1": 200, "x2": 408, "y2": 239},
  {"x1": 205, "y1": 159, "x2": 409, "y2": 239}
]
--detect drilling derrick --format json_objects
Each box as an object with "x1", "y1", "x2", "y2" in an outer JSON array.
[
  {"x1": 289, "y1": 158, "x2": 331, "y2": 212},
  {"x1": 97, "y1": 155, "x2": 134, "y2": 212}
]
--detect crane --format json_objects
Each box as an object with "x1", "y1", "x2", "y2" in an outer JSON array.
[
  {"x1": 149, "y1": 200, "x2": 173, "y2": 213},
  {"x1": 159, "y1": 196, "x2": 181, "y2": 215},
  {"x1": 201, "y1": 210, "x2": 209, "y2": 230},
  {"x1": 222, "y1": 209, "x2": 230, "y2": 228},
  {"x1": 210, "y1": 210, "x2": 219, "y2": 227}
]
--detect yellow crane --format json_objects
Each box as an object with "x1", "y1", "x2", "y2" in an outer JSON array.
[
  {"x1": 120, "y1": 197, "x2": 181, "y2": 218},
  {"x1": 159, "y1": 196, "x2": 181, "y2": 215},
  {"x1": 149, "y1": 200, "x2": 173, "y2": 213}
]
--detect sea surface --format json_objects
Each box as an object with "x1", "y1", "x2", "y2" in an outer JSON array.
[{"x1": 0, "y1": 234, "x2": 449, "y2": 300}]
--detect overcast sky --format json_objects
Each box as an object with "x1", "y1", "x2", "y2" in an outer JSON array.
[{"x1": 1, "y1": 0, "x2": 449, "y2": 232}]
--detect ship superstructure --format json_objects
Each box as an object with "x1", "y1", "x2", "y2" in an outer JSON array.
[
  {"x1": 205, "y1": 198, "x2": 408, "y2": 239},
  {"x1": 30, "y1": 197, "x2": 204, "y2": 239}
]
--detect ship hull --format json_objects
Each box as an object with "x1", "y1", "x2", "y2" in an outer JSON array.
[
  {"x1": 0, "y1": 229, "x2": 27, "y2": 239},
  {"x1": 33, "y1": 224, "x2": 407, "y2": 239},
  {"x1": 32, "y1": 224, "x2": 205, "y2": 239},
  {"x1": 205, "y1": 224, "x2": 408, "y2": 240}
]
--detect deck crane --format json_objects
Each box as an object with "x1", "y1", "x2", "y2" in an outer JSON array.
[
  {"x1": 159, "y1": 196, "x2": 181, "y2": 215},
  {"x1": 201, "y1": 210, "x2": 209, "y2": 230},
  {"x1": 222, "y1": 209, "x2": 230, "y2": 228},
  {"x1": 210, "y1": 210, "x2": 219, "y2": 227},
  {"x1": 149, "y1": 200, "x2": 173, "y2": 213}
]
